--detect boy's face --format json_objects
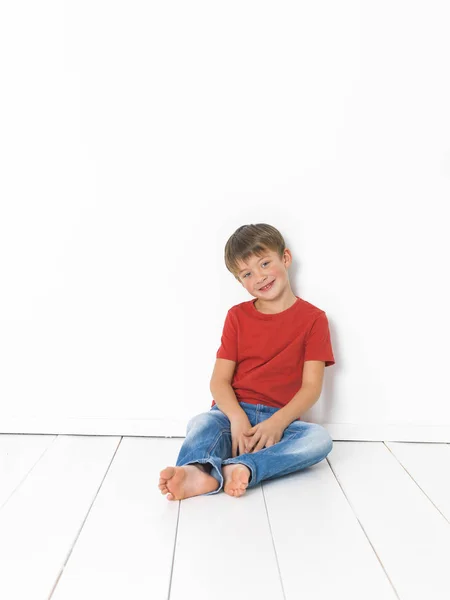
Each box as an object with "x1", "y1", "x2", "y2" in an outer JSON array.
[{"x1": 235, "y1": 248, "x2": 293, "y2": 298}]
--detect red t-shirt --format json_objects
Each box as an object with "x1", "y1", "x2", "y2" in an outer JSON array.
[{"x1": 212, "y1": 296, "x2": 335, "y2": 412}]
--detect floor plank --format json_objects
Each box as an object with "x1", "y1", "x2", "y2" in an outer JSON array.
[
  {"x1": 0, "y1": 435, "x2": 119, "y2": 600},
  {"x1": 51, "y1": 437, "x2": 181, "y2": 600},
  {"x1": 0, "y1": 434, "x2": 56, "y2": 509},
  {"x1": 385, "y1": 441, "x2": 450, "y2": 522},
  {"x1": 263, "y1": 455, "x2": 397, "y2": 599},
  {"x1": 170, "y1": 473, "x2": 284, "y2": 600},
  {"x1": 327, "y1": 441, "x2": 450, "y2": 600}
]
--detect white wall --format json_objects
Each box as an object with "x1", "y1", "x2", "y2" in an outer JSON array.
[{"x1": 1, "y1": 1, "x2": 449, "y2": 440}]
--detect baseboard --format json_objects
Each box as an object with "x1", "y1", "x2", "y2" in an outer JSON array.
[{"x1": 0, "y1": 417, "x2": 449, "y2": 442}]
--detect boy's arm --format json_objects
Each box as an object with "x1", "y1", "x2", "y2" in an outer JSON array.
[
  {"x1": 210, "y1": 358, "x2": 246, "y2": 420},
  {"x1": 210, "y1": 380, "x2": 247, "y2": 421},
  {"x1": 274, "y1": 361, "x2": 325, "y2": 428}
]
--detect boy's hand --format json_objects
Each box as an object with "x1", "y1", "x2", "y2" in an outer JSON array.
[
  {"x1": 243, "y1": 415, "x2": 286, "y2": 453},
  {"x1": 230, "y1": 413, "x2": 253, "y2": 458}
]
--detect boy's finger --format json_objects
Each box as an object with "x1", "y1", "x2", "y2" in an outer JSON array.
[{"x1": 252, "y1": 436, "x2": 266, "y2": 453}]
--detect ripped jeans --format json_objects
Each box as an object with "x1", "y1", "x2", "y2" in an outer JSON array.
[{"x1": 175, "y1": 401, "x2": 333, "y2": 495}]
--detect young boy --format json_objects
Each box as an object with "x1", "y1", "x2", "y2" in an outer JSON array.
[{"x1": 159, "y1": 223, "x2": 335, "y2": 501}]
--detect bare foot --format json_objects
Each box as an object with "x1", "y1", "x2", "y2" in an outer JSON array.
[
  {"x1": 158, "y1": 464, "x2": 219, "y2": 501},
  {"x1": 223, "y1": 464, "x2": 251, "y2": 498}
]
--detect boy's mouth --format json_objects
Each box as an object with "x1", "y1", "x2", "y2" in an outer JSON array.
[{"x1": 259, "y1": 280, "x2": 275, "y2": 292}]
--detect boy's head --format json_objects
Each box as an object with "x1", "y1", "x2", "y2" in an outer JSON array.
[{"x1": 224, "y1": 223, "x2": 294, "y2": 300}]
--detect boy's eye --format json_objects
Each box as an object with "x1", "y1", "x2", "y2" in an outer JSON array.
[{"x1": 243, "y1": 261, "x2": 269, "y2": 278}]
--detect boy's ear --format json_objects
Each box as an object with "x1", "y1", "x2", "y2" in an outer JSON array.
[{"x1": 283, "y1": 248, "x2": 293, "y2": 267}]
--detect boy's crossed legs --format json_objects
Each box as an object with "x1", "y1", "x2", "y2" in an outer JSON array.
[{"x1": 158, "y1": 402, "x2": 333, "y2": 501}]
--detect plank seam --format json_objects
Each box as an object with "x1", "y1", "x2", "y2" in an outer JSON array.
[
  {"x1": 48, "y1": 436, "x2": 123, "y2": 598},
  {"x1": 166, "y1": 496, "x2": 181, "y2": 599},
  {"x1": 383, "y1": 441, "x2": 450, "y2": 525},
  {"x1": 0, "y1": 435, "x2": 58, "y2": 512},
  {"x1": 261, "y1": 483, "x2": 287, "y2": 600}
]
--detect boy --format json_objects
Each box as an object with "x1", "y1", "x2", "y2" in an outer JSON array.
[{"x1": 159, "y1": 223, "x2": 335, "y2": 501}]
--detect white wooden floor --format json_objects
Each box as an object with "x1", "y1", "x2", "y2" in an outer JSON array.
[{"x1": 0, "y1": 435, "x2": 449, "y2": 600}]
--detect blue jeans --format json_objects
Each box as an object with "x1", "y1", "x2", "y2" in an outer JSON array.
[{"x1": 175, "y1": 401, "x2": 333, "y2": 495}]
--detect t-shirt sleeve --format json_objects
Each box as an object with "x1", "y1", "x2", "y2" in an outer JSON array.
[
  {"x1": 304, "y1": 312, "x2": 335, "y2": 366},
  {"x1": 216, "y1": 309, "x2": 238, "y2": 362}
]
